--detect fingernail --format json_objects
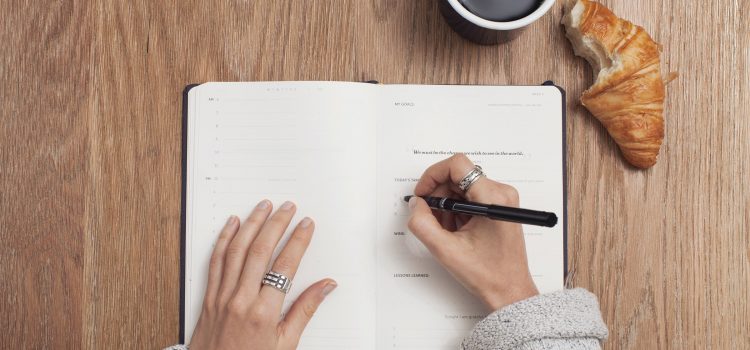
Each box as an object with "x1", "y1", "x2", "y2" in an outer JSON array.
[
  {"x1": 226, "y1": 215, "x2": 238, "y2": 226},
  {"x1": 280, "y1": 201, "x2": 295, "y2": 211},
  {"x1": 408, "y1": 196, "x2": 418, "y2": 210},
  {"x1": 299, "y1": 217, "x2": 313, "y2": 228},
  {"x1": 321, "y1": 281, "x2": 337, "y2": 297},
  {"x1": 256, "y1": 199, "x2": 270, "y2": 209}
]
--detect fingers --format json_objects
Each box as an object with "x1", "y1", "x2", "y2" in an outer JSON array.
[
  {"x1": 204, "y1": 216, "x2": 240, "y2": 309},
  {"x1": 258, "y1": 217, "x2": 315, "y2": 304},
  {"x1": 413, "y1": 154, "x2": 494, "y2": 202},
  {"x1": 279, "y1": 279, "x2": 337, "y2": 347},
  {"x1": 217, "y1": 200, "x2": 273, "y2": 305},
  {"x1": 407, "y1": 197, "x2": 456, "y2": 259},
  {"x1": 414, "y1": 153, "x2": 474, "y2": 195},
  {"x1": 238, "y1": 201, "x2": 297, "y2": 295},
  {"x1": 415, "y1": 154, "x2": 520, "y2": 206}
]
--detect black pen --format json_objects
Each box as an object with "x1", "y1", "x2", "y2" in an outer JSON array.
[{"x1": 403, "y1": 195, "x2": 558, "y2": 228}]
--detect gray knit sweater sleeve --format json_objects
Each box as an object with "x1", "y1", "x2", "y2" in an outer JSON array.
[{"x1": 461, "y1": 288, "x2": 608, "y2": 350}]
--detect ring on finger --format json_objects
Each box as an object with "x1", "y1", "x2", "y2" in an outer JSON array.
[
  {"x1": 261, "y1": 271, "x2": 292, "y2": 294},
  {"x1": 457, "y1": 165, "x2": 485, "y2": 192}
]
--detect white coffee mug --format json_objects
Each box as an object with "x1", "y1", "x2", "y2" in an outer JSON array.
[{"x1": 439, "y1": 0, "x2": 556, "y2": 44}]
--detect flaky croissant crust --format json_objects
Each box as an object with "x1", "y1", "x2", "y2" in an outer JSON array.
[{"x1": 564, "y1": 0, "x2": 666, "y2": 168}]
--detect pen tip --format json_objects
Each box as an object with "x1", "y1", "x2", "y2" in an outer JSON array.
[{"x1": 403, "y1": 195, "x2": 413, "y2": 202}]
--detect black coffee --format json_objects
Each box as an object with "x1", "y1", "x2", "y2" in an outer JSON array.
[{"x1": 459, "y1": 0, "x2": 543, "y2": 22}]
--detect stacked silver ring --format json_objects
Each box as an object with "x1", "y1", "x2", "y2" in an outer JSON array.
[
  {"x1": 458, "y1": 165, "x2": 485, "y2": 192},
  {"x1": 262, "y1": 271, "x2": 292, "y2": 294}
]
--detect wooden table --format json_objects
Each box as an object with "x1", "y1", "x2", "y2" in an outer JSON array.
[{"x1": 2, "y1": 1, "x2": 748, "y2": 348}]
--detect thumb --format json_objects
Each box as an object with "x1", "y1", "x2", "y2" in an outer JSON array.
[
  {"x1": 407, "y1": 197, "x2": 454, "y2": 256},
  {"x1": 281, "y1": 279, "x2": 337, "y2": 346}
]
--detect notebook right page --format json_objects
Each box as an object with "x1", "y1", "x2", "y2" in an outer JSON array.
[{"x1": 375, "y1": 84, "x2": 565, "y2": 349}]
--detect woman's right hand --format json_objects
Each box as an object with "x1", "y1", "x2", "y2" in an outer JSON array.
[{"x1": 407, "y1": 154, "x2": 539, "y2": 311}]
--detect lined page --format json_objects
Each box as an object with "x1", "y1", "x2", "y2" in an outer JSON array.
[
  {"x1": 375, "y1": 85, "x2": 565, "y2": 349},
  {"x1": 185, "y1": 82, "x2": 378, "y2": 349}
]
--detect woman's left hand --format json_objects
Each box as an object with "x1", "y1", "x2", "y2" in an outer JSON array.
[{"x1": 189, "y1": 200, "x2": 337, "y2": 350}]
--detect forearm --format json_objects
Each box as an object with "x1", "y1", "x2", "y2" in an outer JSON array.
[{"x1": 462, "y1": 288, "x2": 608, "y2": 350}]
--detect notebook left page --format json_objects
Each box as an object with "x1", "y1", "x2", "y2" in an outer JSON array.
[{"x1": 185, "y1": 82, "x2": 378, "y2": 349}]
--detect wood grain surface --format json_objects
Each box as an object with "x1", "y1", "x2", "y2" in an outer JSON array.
[{"x1": 1, "y1": 0, "x2": 748, "y2": 349}]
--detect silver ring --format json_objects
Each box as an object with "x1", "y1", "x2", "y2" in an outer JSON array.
[
  {"x1": 261, "y1": 271, "x2": 292, "y2": 294},
  {"x1": 458, "y1": 165, "x2": 485, "y2": 192}
]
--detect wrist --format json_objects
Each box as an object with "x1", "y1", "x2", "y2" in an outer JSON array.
[{"x1": 484, "y1": 278, "x2": 539, "y2": 311}]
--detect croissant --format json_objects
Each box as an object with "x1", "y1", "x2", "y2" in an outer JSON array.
[{"x1": 562, "y1": 0, "x2": 667, "y2": 168}]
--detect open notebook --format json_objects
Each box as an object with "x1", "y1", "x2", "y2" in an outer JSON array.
[{"x1": 182, "y1": 82, "x2": 567, "y2": 349}]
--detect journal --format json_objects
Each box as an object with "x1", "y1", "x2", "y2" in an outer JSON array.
[{"x1": 183, "y1": 81, "x2": 566, "y2": 349}]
